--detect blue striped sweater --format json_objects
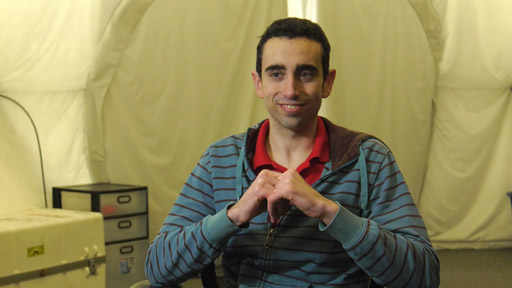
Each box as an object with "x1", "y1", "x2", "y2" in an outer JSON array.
[{"x1": 145, "y1": 118, "x2": 440, "y2": 287}]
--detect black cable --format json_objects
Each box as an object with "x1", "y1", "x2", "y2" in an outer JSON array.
[{"x1": 0, "y1": 94, "x2": 48, "y2": 208}]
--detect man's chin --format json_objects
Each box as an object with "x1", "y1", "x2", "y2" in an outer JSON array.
[{"x1": 279, "y1": 119, "x2": 314, "y2": 134}]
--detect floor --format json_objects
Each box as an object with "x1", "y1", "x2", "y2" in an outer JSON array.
[{"x1": 438, "y1": 248, "x2": 512, "y2": 287}]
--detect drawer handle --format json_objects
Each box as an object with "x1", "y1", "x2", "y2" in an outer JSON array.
[
  {"x1": 118, "y1": 220, "x2": 132, "y2": 229},
  {"x1": 120, "y1": 245, "x2": 134, "y2": 254},
  {"x1": 117, "y1": 195, "x2": 132, "y2": 204}
]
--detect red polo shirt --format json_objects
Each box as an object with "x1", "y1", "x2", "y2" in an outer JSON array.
[{"x1": 251, "y1": 117, "x2": 330, "y2": 185}]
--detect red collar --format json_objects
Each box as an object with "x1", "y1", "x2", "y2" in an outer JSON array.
[{"x1": 252, "y1": 117, "x2": 329, "y2": 177}]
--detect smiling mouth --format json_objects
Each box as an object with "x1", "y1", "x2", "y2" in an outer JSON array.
[{"x1": 280, "y1": 104, "x2": 303, "y2": 109}]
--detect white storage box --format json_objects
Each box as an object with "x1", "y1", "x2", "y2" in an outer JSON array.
[
  {"x1": 53, "y1": 183, "x2": 149, "y2": 287},
  {"x1": 0, "y1": 208, "x2": 106, "y2": 288},
  {"x1": 106, "y1": 239, "x2": 148, "y2": 288}
]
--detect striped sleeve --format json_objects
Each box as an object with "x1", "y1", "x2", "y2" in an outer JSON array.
[
  {"x1": 323, "y1": 139, "x2": 440, "y2": 288},
  {"x1": 144, "y1": 143, "x2": 242, "y2": 286}
]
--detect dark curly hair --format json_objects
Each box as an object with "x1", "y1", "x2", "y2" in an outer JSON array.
[{"x1": 256, "y1": 17, "x2": 331, "y2": 80}]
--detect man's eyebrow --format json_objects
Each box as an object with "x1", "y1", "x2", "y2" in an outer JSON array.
[
  {"x1": 295, "y1": 64, "x2": 319, "y2": 73},
  {"x1": 264, "y1": 64, "x2": 286, "y2": 72},
  {"x1": 265, "y1": 64, "x2": 320, "y2": 73}
]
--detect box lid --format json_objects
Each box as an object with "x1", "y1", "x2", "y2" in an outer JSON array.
[{"x1": 54, "y1": 183, "x2": 147, "y2": 193}]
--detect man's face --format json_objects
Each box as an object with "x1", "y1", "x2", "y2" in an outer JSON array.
[{"x1": 252, "y1": 37, "x2": 335, "y2": 134}]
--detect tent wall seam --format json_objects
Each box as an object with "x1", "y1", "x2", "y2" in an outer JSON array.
[{"x1": 84, "y1": 0, "x2": 154, "y2": 182}]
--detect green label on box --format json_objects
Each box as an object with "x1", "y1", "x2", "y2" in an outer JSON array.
[{"x1": 27, "y1": 244, "x2": 45, "y2": 258}]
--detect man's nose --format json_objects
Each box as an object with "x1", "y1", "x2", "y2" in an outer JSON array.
[{"x1": 282, "y1": 76, "x2": 300, "y2": 98}]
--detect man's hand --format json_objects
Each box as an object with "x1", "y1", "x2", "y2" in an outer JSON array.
[
  {"x1": 267, "y1": 169, "x2": 339, "y2": 225},
  {"x1": 227, "y1": 170, "x2": 282, "y2": 227},
  {"x1": 228, "y1": 169, "x2": 339, "y2": 227}
]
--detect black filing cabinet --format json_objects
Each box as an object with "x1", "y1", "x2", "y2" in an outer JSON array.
[{"x1": 53, "y1": 183, "x2": 148, "y2": 288}]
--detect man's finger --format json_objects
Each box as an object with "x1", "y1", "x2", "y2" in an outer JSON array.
[{"x1": 267, "y1": 195, "x2": 291, "y2": 224}]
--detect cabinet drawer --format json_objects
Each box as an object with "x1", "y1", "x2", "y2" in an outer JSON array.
[
  {"x1": 97, "y1": 189, "x2": 147, "y2": 216},
  {"x1": 106, "y1": 239, "x2": 148, "y2": 288},
  {"x1": 104, "y1": 214, "x2": 147, "y2": 243}
]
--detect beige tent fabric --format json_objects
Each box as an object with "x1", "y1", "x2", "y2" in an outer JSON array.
[
  {"x1": 419, "y1": 0, "x2": 512, "y2": 249},
  {"x1": 1, "y1": 0, "x2": 511, "y2": 249},
  {"x1": 85, "y1": 0, "x2": 287, "y2": 238},
  {"x1": 0, "y1": 0, "x2": 120, "y2": 210},
  {"x1": 85, "y1": 0, "x2": 154, "y2": 183},
  {"x1": 85, "y1": 0, "x2": 446, "y2": 242},
  {"x1": 316, "y1": 0, "x2": 441, "y2": 204}
]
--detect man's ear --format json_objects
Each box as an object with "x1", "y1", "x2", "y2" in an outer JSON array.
[
  {"x1": 322, "y1": 69, "x2": 337, "y2": 99},
  {"x1": 251, "y1": 71, "x2": 264, "y2": 99}
]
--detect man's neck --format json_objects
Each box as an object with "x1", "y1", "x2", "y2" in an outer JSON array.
[{"x1": 266, "y1": 119, "x2": 318, "y2": 170}]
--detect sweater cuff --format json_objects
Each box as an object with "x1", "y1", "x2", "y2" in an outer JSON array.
[
  {"x1": 205, "y1": 203, "x2": 245, "y2": 245},
  {"x1": 319, "y1": 201, "x2": 368, "y2": 247}
]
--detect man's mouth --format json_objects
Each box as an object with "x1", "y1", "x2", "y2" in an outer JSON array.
[{"x1": 281, "y1": 104, "x2": 302, "y2": 109}]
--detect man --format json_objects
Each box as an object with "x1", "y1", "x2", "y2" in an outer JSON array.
[{"x1": 145, "y1": 18, "x2": 440, "y2": 287}]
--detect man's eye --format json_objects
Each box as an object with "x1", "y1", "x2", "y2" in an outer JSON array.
[
  {"x1": 270, "y1": 72, "x2": 282, "y2": 78},
  {"x1": 299, "y1": 71, "x2": 313, "y2": 78}
]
